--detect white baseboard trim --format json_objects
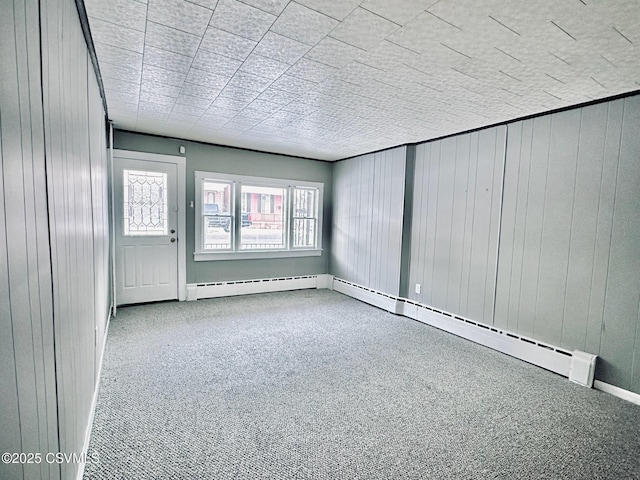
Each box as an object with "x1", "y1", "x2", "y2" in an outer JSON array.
[
  {"x1": 333, "y1": 278, "x2": 401, "y2": 314},
  {"x1": 76, "y1": 306, "x2": 113, "y2": 480},
  {"x1": 187, "y1": 274, "x2": 334, "y2": 301},
  {"x1": 593, "y1": 380, "x2": 640, "y2": 406},
  {"x1": 332, "y1": 277, "x2": 598, "y2": 388}
]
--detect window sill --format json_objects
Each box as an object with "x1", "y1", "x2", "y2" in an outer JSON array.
[{"x1": 193, "y1": 249, "x2": 323, "y2": 261}]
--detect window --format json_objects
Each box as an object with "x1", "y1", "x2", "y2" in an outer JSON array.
[{"x1": 194, "y1": 171, "x2": 323, "y2": 260}]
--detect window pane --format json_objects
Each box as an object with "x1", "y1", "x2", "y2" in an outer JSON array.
[
  {"x1": 123, "y1": 169, "x2": 167, "y2": 236},
  {"x1": 203, "y1": 180, "x2": 232, "y2": 250},
  {"x1": 203, "y1": 216, "x2": 231, "y2": 249},
  {"x1": 293, "y1": 188, "x2": 317, "y2": 219},
  {"x1": 241, "y1": 185, "x2": 285, "y2": 249},
  {"x1": 293, "y1": 219, "x2": 316, "y2": 248}
]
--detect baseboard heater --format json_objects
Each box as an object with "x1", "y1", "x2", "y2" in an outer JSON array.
[
  {"x1": 332, "y1": 277, "x2": 597, "y2": 388},
  {"x1": 186, "y1": 274, "x2": 333, "y2": 300}
]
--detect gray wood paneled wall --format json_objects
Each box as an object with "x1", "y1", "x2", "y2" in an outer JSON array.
[
  {"x1": 1, "y1": 0, "x2": 59, "y2": 478},
  {"x1": 408, "y1": 127, "x2": 506, "y2": 324},
  {"x1": 1, "y1": 0, "x2": 110, "y2": 478},
  {"x1": 331, "y1": 147, "x2": 406, "y2": 296},
  {"x1": 331, "y1": 96, "x2": 640, "y2": 395},
  {"x1": 495, "y1": 97, "x2": 640, "y2": 393}
]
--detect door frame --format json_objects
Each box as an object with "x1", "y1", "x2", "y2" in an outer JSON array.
[{"x1": 110, "y1": 149, "x2": 186, "y2": 307}]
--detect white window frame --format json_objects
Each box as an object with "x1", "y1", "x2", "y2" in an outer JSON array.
[{"x1": 194, "y1": 171, "x2": 323, "y2": 261}]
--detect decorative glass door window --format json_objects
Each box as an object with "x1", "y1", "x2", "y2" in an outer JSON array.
[{"x1": 123, "y1": 169, "x2": 168, "y2": 236}]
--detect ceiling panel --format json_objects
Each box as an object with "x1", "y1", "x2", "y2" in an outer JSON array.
[{"x1": 85, "y1": 0, "x2": 640, "y2": 161}]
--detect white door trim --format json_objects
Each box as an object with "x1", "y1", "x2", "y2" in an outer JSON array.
[{"x1": 112, "y1": 149, "x2": 186, "y2": 302}]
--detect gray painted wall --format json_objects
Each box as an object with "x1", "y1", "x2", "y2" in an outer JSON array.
[
  {"x1": 1, "y1": 0, "x2": 110, "y2": 478},
  {"x1": 408, "y1": 127, "x2": 506, "y2": 324},
  {"x1": 330, "y1": 147, "x2": 406, "y2": 296},
  {"x1": 495, "y1": 97, "x2": 640, "y2": 393},
  {"x1": 114, "y1": 130, "x2": 332, "y2": 283}
]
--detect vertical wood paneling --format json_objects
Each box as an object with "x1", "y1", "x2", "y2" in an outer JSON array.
[
  {"x1": 534, "y1": 109, "x2": 581, "y2": 345},
  {"x1": 40, "y1": 0, "x2": 111, "y2": 478},
  {"x1": 459, "y1": 133, "x2": 479, "y2": 316},
  {"x1": 330, "y1": 147, "x2": 406, "y2": 296},
  {"x1": 447, "y1": 134, "x2": 470, "y2": 313},
  {"x1": 562, "y1": 103, "x2": 608, "y2": 350},
  {"x1": 495, "y1": 97, "x2": 640, "y2": 394},
  {"x1": 600, "y1": 95, "x2": 640, "y2": 391},
  {"x1": 518, "y1": 115, "x2": 551, "y2": 338},
  {"x1": 408, "y1": 126, "x2": 504, "y2": 324},
  {"x1": 585, "y1": 100, "x2": 623, "y2": 355},
  {"x1": 493, "y1": 122, "x2": 520, "y2": 330},
  {"x1": 432, "y1": 137, "x2": 456, "y2": 308},
  {"x1": 1, "y1": 0, "x2": 60, "y2": 478},
  {"x1": 423, "y1": 142, "x2": 439, "y2": 303}
]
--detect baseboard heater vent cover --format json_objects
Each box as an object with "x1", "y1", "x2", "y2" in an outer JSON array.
[
  {"x1": 332, "y1": 277, "x2": 597, "y2": 387},
  {"x1": 188, "y1": 275, "x2": 319, "y2": 300}
]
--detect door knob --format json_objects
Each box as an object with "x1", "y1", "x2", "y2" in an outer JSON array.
[{"x1": 170, "y1": 238, "x2": 176, "y2": 243}]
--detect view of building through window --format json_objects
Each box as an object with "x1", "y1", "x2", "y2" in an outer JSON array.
[{"x1": 196, "y1": 172, "x2": 322, "y2": 256}]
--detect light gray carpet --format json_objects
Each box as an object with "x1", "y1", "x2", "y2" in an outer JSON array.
[{"x1": 84, "y1": 289, "x2": 640, "y2": 479}]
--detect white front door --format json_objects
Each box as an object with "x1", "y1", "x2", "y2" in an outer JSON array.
[{"x1": 114, "y1": 155, "x2": 179, "y2": 305}]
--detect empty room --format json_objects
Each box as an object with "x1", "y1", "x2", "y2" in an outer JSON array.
[{"x1": 2, "y1": 0, "x2": 640, "y2": 479}]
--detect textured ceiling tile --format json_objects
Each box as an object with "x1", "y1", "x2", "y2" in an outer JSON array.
[
  {"x1": 180, "y1": 82, "x2": 223, "y2": 100},
  {"x1": 144, "y1": 45, "x2": 193, "y2": 72},
  {"x1": 226, "y1": 71, "x2": 273, "y2": 92},
  {"x1": 329, "y1": 7, "x2": 401, "y2": 50},
  {"x1": 244, "y1": 98, "x2": 281, "y2": 115},
  {"x1": 271, "y1": 2, "x2": 339, "y2": 46},
  {"x1": 254, "y1": 32, "x2": 311, "y2": 64},
  {"x1": 200, "y1": 27, "x2": 257, "y2": 60},
  {"x1": 141, "y1": 80, "x2": 182, "y2": 98},
  {"x1": 287, "y1": 57, "x2": 337, "y2": 83},
  {"x1": 84, "y1": 0, "x2": 147, "y2": 31},
  {"x1": 100, "y1": 62, "x2": 142, "y2": 85},
  {"x1": 185, "y1": 68, "x2": 230, "y2": 89},
  {"x1": 102, "y1": 77, "x2": 140, "y2": 95},
  {"x1": 94, "y1": 42, "x2": 143, "y2": 70},
  {"x1": 201, "y1": 108, "x2": 237, "y2": 125},
  {"x1": 219, "y1": 84, "x2": 261, "y2": 102},
  {"x1": 89, "y1": 18, "x2": 145, "y2": 53},
  {"x1": 145, "y1": 21, "x2": 202, "y2": 57},
  {"x1": 142, "y1": 64, "x2": 187, "y2": 87},
  {"x1": 189, "y1": 0, "x2": 219, "y2": 8},
  {"x1": 172, "y1": 102, "x2": 208, "y2": 115},
  {"x1": 295, "y1": 0, "x2": 361, "y2": 21},
  {"x1": 240, "y1": 53, "x2": 290, "y2": 79},
  {"x1": 138, "y1": 101, "x2": 173, "y2": 114},
  {"x1": 167, "y1": 112, "x2": 201, "y2": 126},
  {"x1": 192, "y1": 49, "x2": 242, "y2": 76},
  {"x1": 239, "y1": 0, "x2": 289, "y2": 16},
  {"x1": 304, "y1": 37, "x2": 365, "y2": 68},
  {"x1": 147, "y1": 0, "x2": 213, "y2": 35},
  {"x1": 176, "y1": 91, "x2": 212, "y2": 108},
  {"x1": 360, "y1": 0, "x2": 430, "y2": 25},
  {"x1": 105, "y1": 88, "x2": 140, "y2": 105},
  {"x1": 210, "y1": 0, "x2": 277, "y2": 41},
  {"x1": 257, "y1": 87, "x2": 299, "y2": 105},
  {"x1": 269, "y1": 74, "x2": 317, "y2": 95},
  {"x1": 210, "y1": 95, "x2": 252, "y2": 111}
]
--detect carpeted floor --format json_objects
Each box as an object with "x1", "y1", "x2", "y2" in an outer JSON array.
[{"x1": 84, "y1": 289, "x2": 640, "y2": 479}]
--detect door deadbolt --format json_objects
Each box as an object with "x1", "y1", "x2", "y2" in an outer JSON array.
[{"x1": 170, "y1": 229, "x2": 176, "y2": 234}]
